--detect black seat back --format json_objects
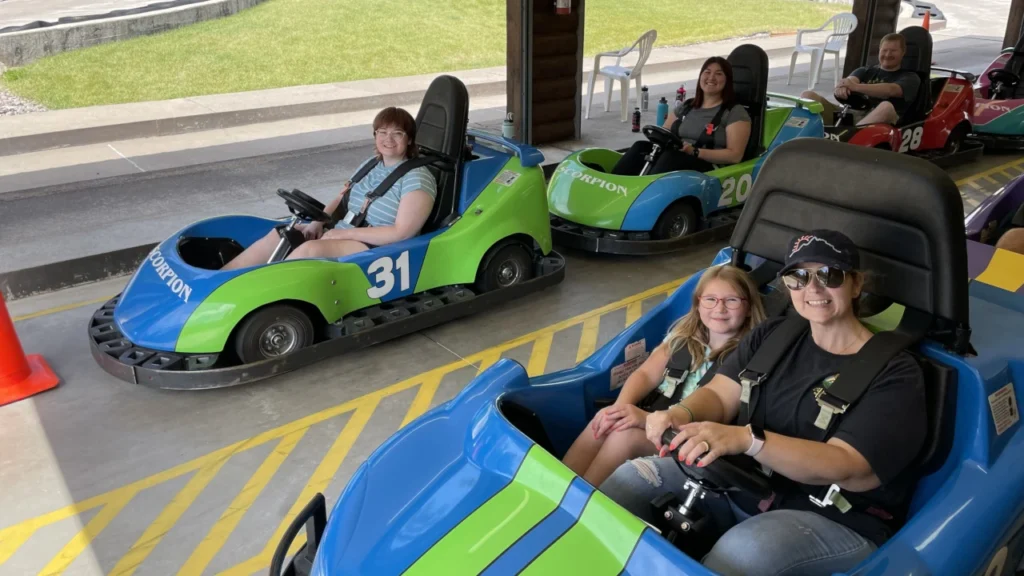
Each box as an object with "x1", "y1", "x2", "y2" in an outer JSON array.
[
  {"x1": 913, "y1": 353, "x2": 957, "y2": 474},
  {"x1": 727, "y1": 44, "x2": 769, "y2": 161},
  {"x1": 896, "y1": 26, "x2": 933, "y2": 125},
  {"x1": 414, "y1": 75, "x2": 469, "y2": 232}
]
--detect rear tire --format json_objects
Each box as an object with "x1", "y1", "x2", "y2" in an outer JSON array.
[
  {"x1": 475, "y1": 243, "x2": 534, "y2": 293},
  {"x1": 234, "y1": 304, "x2": 315, "y2": 364},
  {"x1": 653, "y1": 202, "x2": 699, "y2": 240},
  {"x1": 945, "y1": 123, "x2": 970, "y2": 154}
]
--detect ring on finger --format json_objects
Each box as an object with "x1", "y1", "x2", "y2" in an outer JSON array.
[{"x1": 699, "y1": 440, "x2": 710, "y2": 454}]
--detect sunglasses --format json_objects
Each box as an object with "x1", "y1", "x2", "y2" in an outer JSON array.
[{"x1": 781, "y1": 266, "x2": 847, "y2": 290}]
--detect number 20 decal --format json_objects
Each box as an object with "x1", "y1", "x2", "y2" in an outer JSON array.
[
  {"x1": 718, "y1": 173, "x2": 753, "y2": 207},
  {"x1": 899, "y1": 126, "x2": 923, "y2": 153},
  {"x1": 366, "y1": 251, "x2": 410, "y2": 299}
]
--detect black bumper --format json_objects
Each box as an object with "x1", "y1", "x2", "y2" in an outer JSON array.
[
  {"x1": 89, "y1": 251, "x2": 566, "y2": 390},
  {"x1": 549, "y1": 212, "x2": 738, "y2": 256},
  {"x1": 915, "y1": 139, "x2": 985, "y2": 169},
  {"x1": 968, "y1": 132, "x2": 1024, "y2": 153}
]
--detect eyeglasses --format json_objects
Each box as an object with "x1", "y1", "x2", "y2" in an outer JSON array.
[
  {"x1": 374, "y1": 129, "x2": 407, "y2": 141},
  {"x1": 699, "y1": 296, "x2": 747, "y2": 310},
  {"x1": 781, "y1": 266, "x2": 847, "y2": 290}
]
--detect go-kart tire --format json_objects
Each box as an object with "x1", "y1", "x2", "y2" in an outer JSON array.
[
  {"x1": 475, "y1": 243, "x2": 535, "y2": 293},
  {"x1": 653, "y1": 202, "x2": 699, "y2": 240},
  {"x1": 234, "y1": 304, "x2": 315, "y2": 364},
  {"x1": 944, "y1": 122, "x2": 970, "y2": 154}
]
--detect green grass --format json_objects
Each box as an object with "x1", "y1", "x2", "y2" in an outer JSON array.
[{"x1": 1, "y1": 0, "x2": 844, "y2": 109}]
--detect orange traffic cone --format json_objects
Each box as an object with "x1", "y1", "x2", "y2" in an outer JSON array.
[
  {"x1": 0, "y1": 294, "x2": 59, "y2": 407},
  {"x1": 922, "y1": 10, "x2": 930, "y2": 31}
]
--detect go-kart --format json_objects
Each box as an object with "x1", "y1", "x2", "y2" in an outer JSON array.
[
  {"x1": 824, "y1": 26, "x2": 982, "y2": 168},
  {"x1": 269, "y1": 139, "x2": 1024, "y2": 576},
  {"x1": 546, "y1": 44, "x2": 827, "y2": 256},
  {"x1": 87, "y1": 75, "x2": 566, "y2": 390},
  {"x1": 966, "y1": 170, "x2": 1024, "y2": 245},
  {"x1": 970, "y1": 31, "x2": 1024, "y2": 151}
]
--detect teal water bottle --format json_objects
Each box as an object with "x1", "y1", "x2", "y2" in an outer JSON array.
[{"x1": 656, "y1": 97, "x2": 669, "y2": 126}]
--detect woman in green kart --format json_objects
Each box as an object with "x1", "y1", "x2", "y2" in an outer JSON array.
[
  {"x1": 223, "y1": 107, "x2": 437, "y2": 270},
  {"x1": 612, "y1": 56, "x2": 752, "y2": 175}
]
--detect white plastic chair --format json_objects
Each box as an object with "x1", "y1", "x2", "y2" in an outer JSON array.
[
  {"x1": 585, "y1": 29, "x2": 658, "y2": 122},
  {"x1": 787, "y1": 13, "x2": 858, "y2": 89}
]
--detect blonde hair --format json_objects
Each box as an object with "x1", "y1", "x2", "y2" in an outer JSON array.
[{"x1": 663, "y1": 265, "x2": 767, "y2": 369}]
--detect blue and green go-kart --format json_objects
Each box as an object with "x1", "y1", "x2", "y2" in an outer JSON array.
[
  {"x1": 87, "y1": 75, "x2": 566, "y2": 390},
  {"x1": 547, "y1": 44, "x2": 825, "y2": 255},
  {"x1": 270, "y1": 139, "x2": 1024, "y2": 576}
]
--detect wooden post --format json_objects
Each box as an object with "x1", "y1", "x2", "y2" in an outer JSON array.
[
  {"x1": 843, "y1": 0, "x2": 902, "y2": 77},
  {"x1": 507, "y1": 0, "x2": 584, "y2": 145},
  {"x1": 1004, "y1": 0, "x2": 1024, "y2": 49}
]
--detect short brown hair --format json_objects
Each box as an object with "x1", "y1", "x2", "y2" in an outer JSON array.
[
  {"x1": 880, "y1": 33, "x2": 906, "y2": 51},
  {"x1": 372, "y1": 107, "x2": 418, "y2": 159}
]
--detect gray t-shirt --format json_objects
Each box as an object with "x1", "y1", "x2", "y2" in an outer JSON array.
[
  {"x1": 849, "y1": 66, "x2": 921, "y2": 117},
  {"x1": 671, "y1": 101, "x2": 751, "y2": 149}
]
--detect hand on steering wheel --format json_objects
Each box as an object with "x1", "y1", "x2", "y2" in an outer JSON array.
[
  {"x1": 835, "y1": 89, "x2": 872, "y2": 111},
  {"x1": 661, "y1": 421, "x2": 751, "y2": 467},
  {"x1": 661, "y1": 427, "x2": 773, "y2": 499}
]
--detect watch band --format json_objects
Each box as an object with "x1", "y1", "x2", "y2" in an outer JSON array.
[{"x1": 745, "y1": 424, "x2": 765, "y2": 456}]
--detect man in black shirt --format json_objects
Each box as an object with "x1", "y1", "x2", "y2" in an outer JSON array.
[{"x1": 801, "y1": 33, "x2": 921, "y2": 126}]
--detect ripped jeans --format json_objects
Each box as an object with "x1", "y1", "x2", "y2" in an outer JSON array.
[{"x1": 600, "y1": 456, "x2": 877, "y2": 576}]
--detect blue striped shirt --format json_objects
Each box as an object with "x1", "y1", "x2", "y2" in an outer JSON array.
[{"x1": 338, "y1": 157, "x2": 437, "y2": 229}]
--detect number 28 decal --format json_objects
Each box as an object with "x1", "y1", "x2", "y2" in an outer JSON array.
[
  {"x1": 718, "y1": 173, "x2": 753, "y2": 207},
  {"x1": 899, "y1": 126, "x2": 923, "y2": 153},
  {"x1": 367, "y1": 251, "x2": 410, "y2": 299}
]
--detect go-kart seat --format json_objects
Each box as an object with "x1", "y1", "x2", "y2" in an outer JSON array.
[
  {"x1": 413, "y1": 75, "x2": 470, "y2": 234},
  {"x1": 894, "y1": 26, "x2": 933, "y2": 127},
  {"x1": 727, "y1": 44, "x2": 769, "y2": 161},
  {"x1": 728, "y1": 138, "x2": 971, "y2": 480},
  {"x1": 995, "y1": 32, "x2": 1024, "y2": 99}
]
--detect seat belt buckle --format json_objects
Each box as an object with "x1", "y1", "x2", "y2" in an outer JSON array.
[
  {"x1": 341, "y1": 210, "x2": 356, "y2": 225},
  {"x1": 661, "y1": 369, "x2": 688, "y2": 398},
  {"x1": 809, "y1": 484, "x2": 852, "y2": 513},
  {"x1": 813, "y1": 391, "x2": 849, "y2": 430},
  {"x1": 737, "y1": 369, "x2": 766, "y2": 404}
]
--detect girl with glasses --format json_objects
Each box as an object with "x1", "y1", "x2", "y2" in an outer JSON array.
[{"x1": 561, "y1": 265, "x2": 766, "y2": 487}]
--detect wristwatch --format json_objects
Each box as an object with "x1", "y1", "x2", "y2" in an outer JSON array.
[
  {"x1": 690, "y1": 146, "x2": 700, "y2": 158},
  {"x1": 745, "y1": 424, "x2": 765, "y2": 456}
]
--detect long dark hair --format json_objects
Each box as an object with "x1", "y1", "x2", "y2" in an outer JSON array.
[{"x1": 691, "y1": 56, "x2": 737, "y2": 111}]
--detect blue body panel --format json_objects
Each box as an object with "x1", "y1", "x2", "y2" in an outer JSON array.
[
  {"x1": 308, "y1": 242, "x2": 1024, "y2": 576},
  {"x1": 619, "y1": 106, "x2": 825, "y2": 231}
]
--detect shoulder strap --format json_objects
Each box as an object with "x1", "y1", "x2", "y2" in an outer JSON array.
[
  {"x1": 811, "y1": 308, "x2": 931, "y2": 439},
  {"x1": 693, "y1": 104, "x2": 730, "y2": 150},
  {"x1": 351, "y1": 158, "x2": 379, "y2": 184},
  {"x1": 327, "y1": 158, "x2": 380, "y2": 226},
  {"x1": 349, "y1": 155, "x2": 437, "y2": 227},
  {"x1": 735, "y1": 315, "x2": 810, "y2": 427},
  {"x1": 669, "y1": 98, "x2": 695, "y2": 136}
]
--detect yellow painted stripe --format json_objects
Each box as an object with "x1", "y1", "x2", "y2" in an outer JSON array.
[
  {"x1": 527, "y1": 332, "x2": 553, "y2": 376},
  {"x1": 12, "y1": 295, "x2": 114, "y2": 323},
  {"x1": 975, "y1": 249, "x2": 1024, "y2": 292},
  {"x1": 109, "y1": 458, "x2": 231, "y2": 576},
  {"x1": 1001, "y1": 170, "x2": 1017, "y2": 179},
  {"x1": 0, "y1": 526, "x2": 35, "y2": 567},
  {"x1": 968, "y1": 181, "x2": 983, "y2": 191},
  {"x1": 956, "y1": 157, "x2": 1024, "y2": 185},
  {"x1": 218, "y1": 398, "x2": 381, "y2": 576},
  {"x1": 475, "y1": 349, "x2": 502, "y2": 375},
  {"x1": 984, "y1": 175, "x2": 1000, "y2": 185},
  {"x1": 400, "y1": 374, "x2": 443, "y2": 428},
  {"x1": 964, "y1": 196, "x2": 981, "y2": 209},
  {"x1": 625, "y1": 301, "x2": 643, "y2": 327},
  {"x1": 39, "y1": 493, "x2": 138, "y2": 575},
  {"x1": 177, "y1": 430, "x2": 307, "y2": 576},
  {"x1": 575, "y1": 316, "x2": 600, "y2": 363}
]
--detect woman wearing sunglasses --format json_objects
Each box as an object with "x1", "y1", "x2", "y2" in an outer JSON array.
[
  {"x1": 223, "y1": 106, "x2": 437, "y2": 270},
  {"x1": 600, "y1": 229, "x2": 926, "y2": 576}
]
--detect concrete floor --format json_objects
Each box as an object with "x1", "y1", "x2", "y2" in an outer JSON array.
[{"x1": 1, "y1": 21, "x2": 1022, "y2": 576}]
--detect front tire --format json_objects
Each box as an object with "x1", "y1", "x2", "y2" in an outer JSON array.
[
  {"x1": 945, "y1": 123, "x2": 969, "y2": 154},
  {"x1": 475, "y1": 243, "x2": 535, "y2": 293},
  {"x1": 653, "y1": 202, "x2": 699, "y2": 240},
  {"x1": 234, "y1": 304, "x2": 315, "y2": 364}
]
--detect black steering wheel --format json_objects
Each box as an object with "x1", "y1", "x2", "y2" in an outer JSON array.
[
  {"x1": 642, "y1": 124, "x2": 684, "y2": 150},
  {"x1": 661, "y1": 429, "x2": 773, "y2": 500},
  {"x1": 276, "y1": 188, "x2": 331, "y2": 222},
  {"x1": 988, "y1": 69, "x2": 1020, "y2": 98},
  {"x1": 835, "y1": 90, "x2": 873, "y2": 111}
]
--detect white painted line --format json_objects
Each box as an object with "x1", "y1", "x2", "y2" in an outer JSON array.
[{"x1": 107, "y1": 144, "x2": 146, "y2": 173}]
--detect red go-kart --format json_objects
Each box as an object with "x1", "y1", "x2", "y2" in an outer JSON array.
[{"x1": 822, "y1": 26, "x2": 982, "y2": 167}]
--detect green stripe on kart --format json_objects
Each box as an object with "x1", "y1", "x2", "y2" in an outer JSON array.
[
  {"x1": 520, "y1": 488, "x2": 646, "y2": 576},
  {"x1": 403, "y1": 445, "x2": 575, "y2": 576}
]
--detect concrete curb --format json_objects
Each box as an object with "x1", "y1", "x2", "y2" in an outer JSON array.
[
  {"x1": 0, "y1": 0, "x2": 270, "y2": 68},
  {"x1": 0, "y1": 45, "x2": 797, "y2": 158}
]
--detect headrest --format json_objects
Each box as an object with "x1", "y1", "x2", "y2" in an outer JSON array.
[
  {"x1": 415, "y1": 75, "x2": 470, "y2": 161},
  {"x1": 899, "y1": 26, "x2": 933, "y2": 76},
  {"x1": 728, "y1": 44, "x2": 768, "y2": 111},
  {"x1": 728, "y1": 138, "x2": 969, "y2": 331}
]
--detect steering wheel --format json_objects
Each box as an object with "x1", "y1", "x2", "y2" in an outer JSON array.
[
  {"x1": 276, "y1": 188, "x2": 331, "y2": 223},
  {"x1": 661, "y1": 429, "x2": 773, "y2": 500},
  {"x1": 988, "y1": 69, "x2": 1020, "y2": 98},
  {"x1": 835, "y1": 90, "x2": 873, "y2": 111},
  {"x1": 642, "y1": 125, "x2": 684, "y2": 150}
]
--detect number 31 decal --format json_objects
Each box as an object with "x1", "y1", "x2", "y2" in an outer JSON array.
[
  {"x1": 367, "y1": 251, "x2": 410, "y2": 299},
  {"x1": 899, "y1": 126, "x2": 923, "y2": 153},
  {"x1": 718, "y1": 173, "x2": 753, "y2": 207}
]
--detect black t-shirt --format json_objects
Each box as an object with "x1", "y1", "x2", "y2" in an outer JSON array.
[
  {"x1": 850, "y1": 65, "x2": 922, "y2": 117},
  {"x1": 717, "y1": 316, "x2": 927, "y2": 545}
]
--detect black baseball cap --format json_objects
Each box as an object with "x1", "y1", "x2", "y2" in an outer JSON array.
[{"x1": 778, "y1": 229, "x2": 860, "y2": 276}]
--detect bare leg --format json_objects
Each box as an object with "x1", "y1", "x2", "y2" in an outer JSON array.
[
  {"x1": 801, "y1": 90, "x2": 837, "y2": 123},
  {"x1": 582, "y1": 427, "x2": 658, "y2": 487},
  {"x1": 222, "y1": 229, "x2": 282, "y2": 271},
  {"x1": 562, "y1": 418, "x2": 609, "y2": 477},
  {"x1": 857, "y1": 101, "x2": 898, "y2": 126},
  {"x1": 287, "y1": 239, "x2": 370, "y2": 260}
]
